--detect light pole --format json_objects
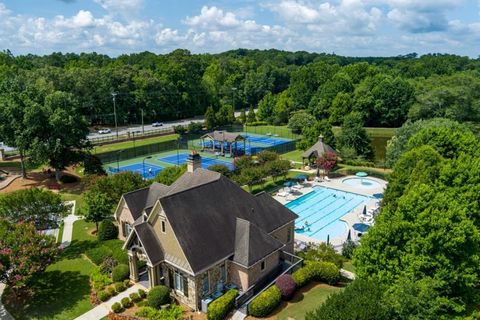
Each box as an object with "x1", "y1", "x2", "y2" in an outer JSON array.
[
  {"x1": 111, "y1": 92, "x2": 119, "y2": 140},
  {"x1": 141, "y1": 108, "x2": 144, "y2": 135},
  {"x1": 116, "y1": 150, "x2": 124, "y2": 172},
  {"x1": 142, "y1": 156, "x2": 152, "y2": 179}
]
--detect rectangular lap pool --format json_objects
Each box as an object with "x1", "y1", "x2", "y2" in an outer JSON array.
[
  {"x1": 158, "y1": 153, "x2": 235, "y2": 170},
  {"x1": 285, "y1": 186, "x2": 372, "y2": 242}
]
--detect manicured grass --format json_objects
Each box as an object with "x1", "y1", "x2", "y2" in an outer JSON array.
[
  {"x1": 281, "y1": 149, "x2": 303, "y2": 163},
  {"x1": 275, "y1": 284, "x2": 343, "y2": 320},
  {"x1": 342, "y1": 260, "x2": 355, "y2": 273},
  {"x1": 93, "y1": 133, "x2": 179, "y2": 154},
  {"x1": 72, "y1": 220, "x2": 97, "y2": 241},
  {"x1": 60, "y1": 192, "x2": 85, "y2": 215},
  {"x1": 57, "y1": 223, "x2": 64, "y2": 244},
  {"x1": 246, "y1": 171, "x2": 312, "y2": 194},
  {"x1": 334, "y1": 164, "x2": 391, "y2": 180},
  {"x1": 332, "y1": 126, "x2": 396, "y2": 138},
  {"x1": 5, "y1": 257, "x2": 95, "y2": 320},
  {"x1": 243, "y1": 125, "x2": 300, "y2": 140}
]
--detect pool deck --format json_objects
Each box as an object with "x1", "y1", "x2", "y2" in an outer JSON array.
[{"x1": 273, "y1": 175, "x2": 387, "y2": 248}]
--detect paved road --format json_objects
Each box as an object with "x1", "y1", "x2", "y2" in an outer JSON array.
[{"x1": 87, "y1": 109, "x2": 252, "y2": 140}]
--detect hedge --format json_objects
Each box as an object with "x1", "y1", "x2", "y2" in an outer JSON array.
[
  {"x1": 207, "y1": 289, "x2": 238, "y2": 320},
  {"x1": 275, "y1": 274, "x2": 296, "y2": 300},
  {"x1": 292, "y1": 266, "x2": 312, "y2": 288},
  {"x1": 91, "y1": 267, "x2": 113, "y2": 290},
  {"x1": 86, "y1": 246, "x2": 113, "y2": 265},
  {"x1": 111, "y1": 302, "x2": 123, "y2": 313},
  {"x1": 129, "y1": 292, "x2": 141, "y2": 303},
  {"x1": 112, "y1": 264, "x2": 130, "y2": 282},
  {"x1": 114, "y1": 282, "x2": 126, "y2": 293},
  {"x1": 147, "y1": 285, "x2": 171, "y2": 308},
  {"x1": 98, "y1": 219, "x2": 119, "y2": 241},
  {"x1": 98, "y1": 290, "x2": 112, "y2": 302},
  {"x1": 138, "y1": 289, "x2": 147, "y2": 299},
  {"x1": 121, "y1": 297, "x2": 133, "y2": 308},
  {"x1": 249, "y1": 285, "x2": 282, "y2": 317},
  {"x1": 292, "y1": 262, "x2": 340, "y2": 288}
]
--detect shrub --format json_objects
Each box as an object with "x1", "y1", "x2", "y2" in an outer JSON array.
[
  {"x1": 83, "y1": 154, "x2": 107, "y2": 176},
  {"x1": 114, "y1": 282, "x2": 126, "y2": 293},
  {"x1": 112, "y1": 264, "x2": 130, "y2": 282},
  {"x1": 98, "y1": 290, "x2": 112, "y2": 302},
  {"x1": 86, "y1": 246, "x2": 113, "y2": 265},
  {"x1": 91, "y1": 267, "x2": 113, "y2": 290},
  {"x1": 292, "y1": 267, "x2": 313, "y2": 288},
  {"x1": 98, "y1": 220, "x2": 119, "y2": 241},
  {"x1": 121, "y1": 297, "x2": 133, "y2": 308},
  {"x1": 137, "y1": 305, "x2": 183, "y2": 320},
  {"x1": 275, "y1": 274, "x2": 296, "y2": 300},
  {"x1": 124, "y1": 279, "x2": 131, "y2": 287},
  {"x1": 138, "y1": 289, "x2": 147, "y2": 299},
  {"x1": 111, "y1": 302, "x2": 123, "y2": 313},
  {"x1": 129, "y1": 292, "x2": 141, "y2": 303},
  {"x1": 342, "y1": 240, "x2": 357, "y2": 259},
  {"x1": 207, "y1": 289, "x2": 238, "y2": 320},
  {"x1": 307, "y1": 261, "x2": 340, "y2": 285},
  {"x1": 147, "y1": 285, "x2": 171, "y2": 308},
  {"x1": 249, "y1": 285, "x2": 282, "y2": 317},
  {"x1": 136, "y1": 300, "x2": 148, "y2": 307},
  {"x1": 100, "y1": 257, "x2": 118, "y2": 274},
  {"x1": 107, "y1": 286, "x2": 117, "y2": 296}
]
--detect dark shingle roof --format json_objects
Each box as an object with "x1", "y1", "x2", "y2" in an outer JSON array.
[
  {"x1": 159, "y1": 169, "x2": 298, "y2": 274},
  {"x1": 123, "y1": 182, "x2": 168, "y2": 220},
  {"x1": 201, "y1": 131, "x2": 246, "y2": 143},
  {"x1": 134, "y1": 222, "x2": 164, "y2": 265},
  {"x1": 302, "y1": 135, "x2": 336, "y2": 159},
  {"x1": 233, "y1": 218, "x2": 284, "y2": 267}
]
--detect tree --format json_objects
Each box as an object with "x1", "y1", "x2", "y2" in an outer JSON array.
[
  {"x1": 83, "y1": 154, "x2": 106, "y2": 176},
  {"x1": 287, "y1": 110, "x2": 316, "y2": 134},
  {"x1": 29, "y1": 91, "x2": 90, "y2": 181},
  {"x1": 247, "y1": 105, "x2": 256, "y2": 123},
  {"x1": 264, "y1": 159, "x2": 291, "y2": 182},
  {"x1": 0, "y1": 220, "x2": 58, "y2": 298},
  {"x1": 257, "y1": 92, "x2": 277, "y2": 123},
  {"x1": 256, "y1": 150, "x2": 279, "y2": 165},
  {"x1": 238, "y1": 108, "x2": 246, "y2": 124},
  {"x1": 337, "y1": 112, "x2": 373, "y2": 160},
  {"x1": 235, "y1": 167, "x2": 265, "y2": 192},
  {"x1": 154, "y1": 165, "x2": 187, "y2": 186},
  {"x1": 300, "y1": 243, "x2": 344, "y2": 268},
  {"x1": 204, "y1": 106, "x2": 217, "y2": 130},
  {"x1": 207, "y1": 164, "x2": 231, "y2": 177},
  {"x1": 0, "y1": 188, "x2": 70, "y2": 230},
  {"x1": 84, "y1": 189, "x2": 113, "y2": 231},
  {"x1": 316, "y1": 152, "x2": 337, "y2": 177},
  {"x1": 233, "y1": 155, "x2": 254, "y2": 171},
  {"x1": 329, "y1": 92, "x2": 353, "y2": 125},
  {"x1": 297, "y1": 120, "x2": 335, "y2": 151},
  {"x1": 216, "y1": 104, "x2": 235, "y2": 126}
]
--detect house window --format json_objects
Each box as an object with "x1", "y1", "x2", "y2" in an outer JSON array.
[
  {"x1": 161, "y1": 221, "x2": 166, "y2": 233},
  {"x1": 174, "y1": 271, "x2": 189, "y2": 297},
  {"x1": 220, "y1": 264, "x2": 227, "y2": 283},
  {"x1": 124, "y1": 222, "x2": 132, "y2": 237},
  {"x1": 202, "y1": 273, "x2": 209, "y2": 295},
  {"x1": 260, "y1": 260, "x2": 266, "y2": 271}
]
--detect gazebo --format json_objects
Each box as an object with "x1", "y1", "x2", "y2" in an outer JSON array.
[
  {"x1": 200, "y1": 130, "x2": 246, "y2": 157},
  {"x1": 302, "y1": 135, "x2": 336, "y2": 167}
]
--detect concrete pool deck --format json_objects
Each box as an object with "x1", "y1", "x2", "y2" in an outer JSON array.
[{"x1": 273, "y1": 175, "x2": 387, "y2": 248}]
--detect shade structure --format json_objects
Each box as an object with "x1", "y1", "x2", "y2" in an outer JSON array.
[
  {"x1": 352, "y1": 223, "x2": 370, "y2": 233},
  {"x1": 295, "y1": 174, "x2": 307, "y2": 181},
  {"x1": 373, "y1": 193, "x2": 384, "y2": 199},
  {"x1": 356, "y1": 171, "x2": 368, "y2": 177},
  {"x1": 284, "y1": 181, "x2": 295, "y2": 187}
]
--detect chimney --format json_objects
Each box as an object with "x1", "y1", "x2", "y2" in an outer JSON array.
[
  {"x1": 187, "y1": 150, "x2": 201, "y2": 173},
  {"x1": 318, "y1": 135, "x2": 324, "y2": 142}
]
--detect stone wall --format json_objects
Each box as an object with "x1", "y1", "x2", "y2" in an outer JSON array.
[
  {"x1": 271, "y1": 222, "x2": 295, "y2": 253},
  {"x1": 247, "y1": 251, "x2": 280, "y2": 287}
]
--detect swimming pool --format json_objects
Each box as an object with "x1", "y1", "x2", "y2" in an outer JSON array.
[
  {"x1": 342, "y1": 177, "x2": 381, "y2": 189},
  {"x1": 285, "y1": 187, "x2": 372, "y2": 242}
]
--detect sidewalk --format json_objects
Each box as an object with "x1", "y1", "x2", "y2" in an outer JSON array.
[
  {"x1": 60, "y1": 201, "x2": 80, "y2": 248},
  {"x1": 74, "y1": 283, "x2": 147, "y2": 320},
  {"x1": 0, "y1": 284, "x2": 14, "y2": 320}
]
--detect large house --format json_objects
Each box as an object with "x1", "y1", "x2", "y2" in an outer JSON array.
[{"x1": 114, "y1": 152, "x2": 298, "y2": 311}]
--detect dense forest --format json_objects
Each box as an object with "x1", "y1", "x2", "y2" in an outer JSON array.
[{"x1": 0, "y1": 49, "x2": 479, "y2": 127}]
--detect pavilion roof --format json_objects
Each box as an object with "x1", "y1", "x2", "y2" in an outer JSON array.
[
  {"x1": 302, "y1": 135, "x2": 336, "y2": 159},
  {"x1": 201, "y1": 130, "x2": 246, "y2": 143}
]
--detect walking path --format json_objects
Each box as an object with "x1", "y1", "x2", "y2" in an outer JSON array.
[
  {"x1": 0, "y1": 175, "x2": 20, "y2": 191},
  {"x1": 74, "y1": 283, "x2": 147, "y2": 320},
  {"x1": 0, "y1": 284, "x2": 14, "y2": 320},
  {"x1": 60, "y1": 201, "x2": 80, "y2": 248}
]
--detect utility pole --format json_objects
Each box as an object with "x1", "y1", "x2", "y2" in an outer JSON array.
[
  {"x1": 111, "y1": 92, "x2": 118, "y2": 140},
  {"x1": 141, "y1": 108, "x2": 144, "y2": 134}
]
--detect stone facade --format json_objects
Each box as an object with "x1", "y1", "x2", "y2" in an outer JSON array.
[
  {"x1": 116, "y1": 199, "x2": 134, "y2": 241},
  {"x1": 271, "y1": 222, "x2": 295, "y2": 253}
]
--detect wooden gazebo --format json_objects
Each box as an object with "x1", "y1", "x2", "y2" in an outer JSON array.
[
  {"x1": 302, "y1": 135, "x2": 336, "y2": 166},
  {"x1": 200, "y1": 131, "x2": 246, "y2": 157}
]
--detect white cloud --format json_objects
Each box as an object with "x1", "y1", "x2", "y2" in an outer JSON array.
[
  {"x1": 94, "y1": 0, "x2": 143, "y2": 14},
  {"x1": 184, "y1": 6, "x2": 241, "y2": 29}
]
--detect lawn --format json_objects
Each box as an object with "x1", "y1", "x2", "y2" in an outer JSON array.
[
  {"x1": 242, "y1": 125, "x2": 299, "y2": 140},
  {"x1": 93, "y1": 133, "x2": 179, "y2": 154},
  {"x1": 274, "y1": 283, "x2": 343, "y2": 320},
  {"x1": 334, "y1": 164, "x2": 392, "y2": 180},
  {"x1": 246, "y1": 171, "x2": 312, "y2": 194},
  {"x1": 342, "y1": 260, "x2": 355, "y2": 273},
  {"x1": 332, "y1": 126, "x2": 396, "y2": 138},
  {"x1": 281, "y1": 149, "x2": 303, "y2": 163},
  {"x1": 60, "y1": 192, "x2": 85, "y2": 215},
  {"x1": 4, "y1": 257, "x2": 95, "y2": 320},
  {"x1": 72, "y1": 220, "x2": 97, "y2": 241}
]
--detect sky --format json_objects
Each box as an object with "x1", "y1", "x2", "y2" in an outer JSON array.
[{"x1": 0, "y1": 0, "x2": 479, "y2": 57}]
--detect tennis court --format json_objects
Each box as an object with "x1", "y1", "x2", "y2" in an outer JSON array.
[
  {"x1": 159, "y1": 152, "x2": 235, "y2": 170},
  {"x1": 108, "y1": 163, "x2": 164, "y2": 179}
]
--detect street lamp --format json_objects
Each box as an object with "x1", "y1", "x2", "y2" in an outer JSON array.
[
  {"x1": 142, "y1": 156, "x2": 153, "y2": 179},
  {"x1": 111, "y1": 92, "x2": 119, "y2": 140}
]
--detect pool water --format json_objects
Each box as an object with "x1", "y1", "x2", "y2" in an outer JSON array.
[
  {"x1": 342, "y1": 177, "x2": 381, "y2": 189},
  {"x1": 285, "y1": 187, "x2": 372, "y2": 242}
]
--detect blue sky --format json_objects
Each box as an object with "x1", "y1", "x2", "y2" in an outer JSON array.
[{"x1": 0, "y1": 0, "x2": 479, "y2": 57}]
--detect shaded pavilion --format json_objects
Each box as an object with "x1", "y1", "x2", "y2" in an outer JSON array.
[
  {"x1": 200, "y1": 130, "x2": 246, "y2": 157},
  {"x1": 302, "y1": 135, "x2": 336, "y2": 167}
]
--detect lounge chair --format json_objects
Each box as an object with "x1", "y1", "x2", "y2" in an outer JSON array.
[
  {"x1": 324, "y1": 176, "x2": 331, "y2": 182},
  {"x1": 314, "y1": 176, "x2": 322, "y2": 182},
  {"x1": 277, "y1": 189, "x2": 289, "y2": 197},
  {"x1": 292, "y1": 183, "x2": 303, "y2": 190}
]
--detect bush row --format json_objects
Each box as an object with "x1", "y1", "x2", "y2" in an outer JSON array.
[
  {"x1": 111, "y1": 289, "x2": 147, "y2": 313},
  {"x1": 207, "y1": 289, "x2": 238, "y2": 320},
  {"x1": 249, "y1": 285, "x2": 282, "y2": 317},
  {"x1": 147, "y1": 285, "x2": 171, "y2": 309},
  {"x1": 292, "y1": 261, "x2": 340, "y2": 288}
]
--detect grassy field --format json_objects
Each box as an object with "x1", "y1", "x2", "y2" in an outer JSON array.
[
  {"x1": 72, "y1": 220, "x2": 97, "y2": 241},
  {"x1": 332, "y1": 126, "x2": 396, "y2": 138},
  {"x1": 60, "y1": 192, "x2": 85, "y2": 215},
  {"x1": 92, "y1": 133, "x2": 179, "y2": 154},
  {"x1": 274, "y1": 284, "x2": 343, "y2": 320},
  {"x1": 242, "y1": 125, "x2": 299, "y2": 140},
  {"x1": 281, "y1": 149, "x2": 303, "y2": 163}
]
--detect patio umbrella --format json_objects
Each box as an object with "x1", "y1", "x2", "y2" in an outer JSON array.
[
  {"x1": 362, "y1": 205, "x2": 367, "y2": 215},
  {"x1": 352, "y1": 223, "x2": 370, "y2": 233},
  {"x1": 326, "y1": 234, "x2": 330, "y2": 245},
  {"x1": 356, "y1": 172, "x2": 368, "y2": 177},
  {"x1": 373, "y1": 193, "x2": 384, "y2": 199},
  {"x1": 295, "y1": 174, "x2": 307, "y2": 181},
  {"x1": 284, "y1": 181, "x2": 295, "y2": 187},
  {"x1": 347, "y1": 229, "x2": 352, "y2": 241}
]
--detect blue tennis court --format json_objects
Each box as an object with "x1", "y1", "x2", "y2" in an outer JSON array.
[
  {"x1": 244, "y1": 135, "x2": 291, "y2": 146},
  {"x1": 159, "y1": 153, "x2": 235, "y2": 170},
  {"x1": 286, "y1": 186, "x2": 372, "y2": 242},
  {"x1": 108, "y1": 163, "x2": 164, "y2": 179}
]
